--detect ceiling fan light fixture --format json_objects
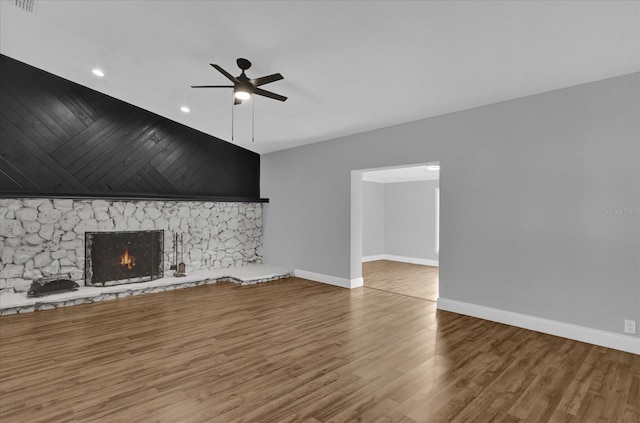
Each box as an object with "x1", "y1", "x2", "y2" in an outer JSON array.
[{"x1": 234, "y1": 90, "x2": 251, "y2": 100}]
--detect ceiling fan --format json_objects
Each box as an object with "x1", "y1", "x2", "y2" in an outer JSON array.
[{"x1": 191, "y1": 58, "x2": 287, "y2": 105}]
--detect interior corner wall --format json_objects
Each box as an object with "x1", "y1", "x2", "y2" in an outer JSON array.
[
  {"x1": 260, "y1": 72, "x2": 640, "y2": 339},
  {"x1": 384, "y1": 180, "x2": 439, "y2": 262},
  {"x1": 362, "y1": 181, "x2": 385, "y2": 257}
]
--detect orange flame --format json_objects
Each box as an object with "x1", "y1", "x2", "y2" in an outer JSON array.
[{"x1": 120, "y1": 248, "x2": 136, "y2": 270}]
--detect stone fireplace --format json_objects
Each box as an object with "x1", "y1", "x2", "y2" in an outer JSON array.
[
  {"x1": 0, "y1": 198, "x2": 263, "y2": 293},
  {"x1": 85, "y1": 230, "x2": 164, "y2": 286}
]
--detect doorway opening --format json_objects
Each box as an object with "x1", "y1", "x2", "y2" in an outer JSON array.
[{"x1": 351, "y1": 162, "x2": 440, "y2": 300}]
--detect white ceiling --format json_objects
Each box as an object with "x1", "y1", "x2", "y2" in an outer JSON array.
[
  {"x1": 362, "y1": 165, "x2": 439, "y2": 184},
  {"x1": 1, "y1": 1, "x2": 638, "y2": 154}
]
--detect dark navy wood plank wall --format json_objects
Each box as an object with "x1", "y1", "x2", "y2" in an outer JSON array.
[{"x1": 0, "y1": 55, "x2": 260, "y2": 200}]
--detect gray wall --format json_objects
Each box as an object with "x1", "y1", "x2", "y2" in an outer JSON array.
[
  {"x1": 362, "y1": 181, "x2": 385, "y2": 257},
  {"x1": 384, "y1": 180, "x2": 439, "y2": 261},
  {"x1": 261, "y1": 73, "x2": 640, "y2": 337},
  {"x1": 362, "y1": 179, "x2": 440, "y2": 261}
]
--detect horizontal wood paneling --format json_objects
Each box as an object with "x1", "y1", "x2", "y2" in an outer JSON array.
[{"x1": 0, "y1": 55, "x2": 260, "y2": 199}]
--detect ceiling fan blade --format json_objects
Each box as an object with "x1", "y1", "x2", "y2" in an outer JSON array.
[
  {"x1": 210, "y1": 64, "x2": 240, "y2": 84},
  {"x1": 251, "y1": 73, "x2": 284, "y2": 87},
  {"x1": 253, "y1": 87, "x2": 288, "y2": 102},
  {"x1": 191, "y1": 85, "x2": 234, "y2": 88}
]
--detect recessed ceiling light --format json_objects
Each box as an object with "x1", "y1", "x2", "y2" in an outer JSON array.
[
  {"x1": 426, "y1": 165, "x2": 440, "y2": 171},
  {"x1": 180, "y1": 106, "x2": 190, "y2": 113},
  {"x1": 92, "y1": 68, "x2": 104, "y2": 77}
]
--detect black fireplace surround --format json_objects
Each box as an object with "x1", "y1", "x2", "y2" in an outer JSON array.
[{"x1": 85, "y1": 230, "x2": 164, "y2": 286}]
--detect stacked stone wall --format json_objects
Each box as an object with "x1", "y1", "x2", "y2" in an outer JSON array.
[{"x1": 0, "y1": 199, "x2": 263, "y2": 292}]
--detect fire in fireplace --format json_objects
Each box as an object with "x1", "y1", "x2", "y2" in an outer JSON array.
[
  {"x1": 120, "y1": 248, "x2": 135, "y2": 269},
  {"x1": 85, "y1": 230, "x2": 164, "y2": 286}
]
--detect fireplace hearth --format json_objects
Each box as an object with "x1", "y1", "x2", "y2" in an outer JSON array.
[{"x1": 85, "y1": 230, "x2": 164, "y2": 286}]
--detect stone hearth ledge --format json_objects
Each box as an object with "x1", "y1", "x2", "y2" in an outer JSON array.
[{"x1": 0, "y1": 264, "x2": 292, "y2": 315}]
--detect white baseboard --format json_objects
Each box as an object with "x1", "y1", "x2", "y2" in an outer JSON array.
[
  {"x1": 362, "y1": 254, "x2": 386, "y2": 263},
  {"x1": 362, "y1": 254, "x2": 439, "y2": 267},
  {"x1": 294, "y1": 269, "x2": 363, "y2": 289},
  {"x1": 437, "y1": 298, "x2": 640, "y2": 355}
]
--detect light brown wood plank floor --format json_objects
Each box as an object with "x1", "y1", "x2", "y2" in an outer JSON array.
[
  {"x1": 1, "y1": 277, "x2": 638, "y2": 422},
  {"x1": 364, "y1": 260, "x2": 439, "y2": 301}
]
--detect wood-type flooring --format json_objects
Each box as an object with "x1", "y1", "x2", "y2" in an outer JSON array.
[
  {"x1": 363, "y1": 260, "x2": 438, "y2": 301},
  {"x1": 1, "y1": 273, "x2": 638, "y2": 422}
]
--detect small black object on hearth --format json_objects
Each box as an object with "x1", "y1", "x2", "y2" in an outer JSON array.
[{"x1": 27, "y1": 273, "x2": 79, "y2": 298}]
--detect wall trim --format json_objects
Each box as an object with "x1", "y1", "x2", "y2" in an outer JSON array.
[
  {"x1": 362, "y1": 254, "x2": 439, "y2": 267},
  {"x1": 0, "y1": 192, "x2": 269, "y2": 203},
  {"x1": 362, "y1": 254, "x2": 386, "y2": 263},
  {"x1": 294, "y1": 269, "x2": 363, "y2": 289},
  {"x1": 437, "y1": 297, "x2": 640, "y2": 355}
]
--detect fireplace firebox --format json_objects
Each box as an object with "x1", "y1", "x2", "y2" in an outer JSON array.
[{"x1": 85, "y1": 230, "x2": 164, "y2": 286}]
